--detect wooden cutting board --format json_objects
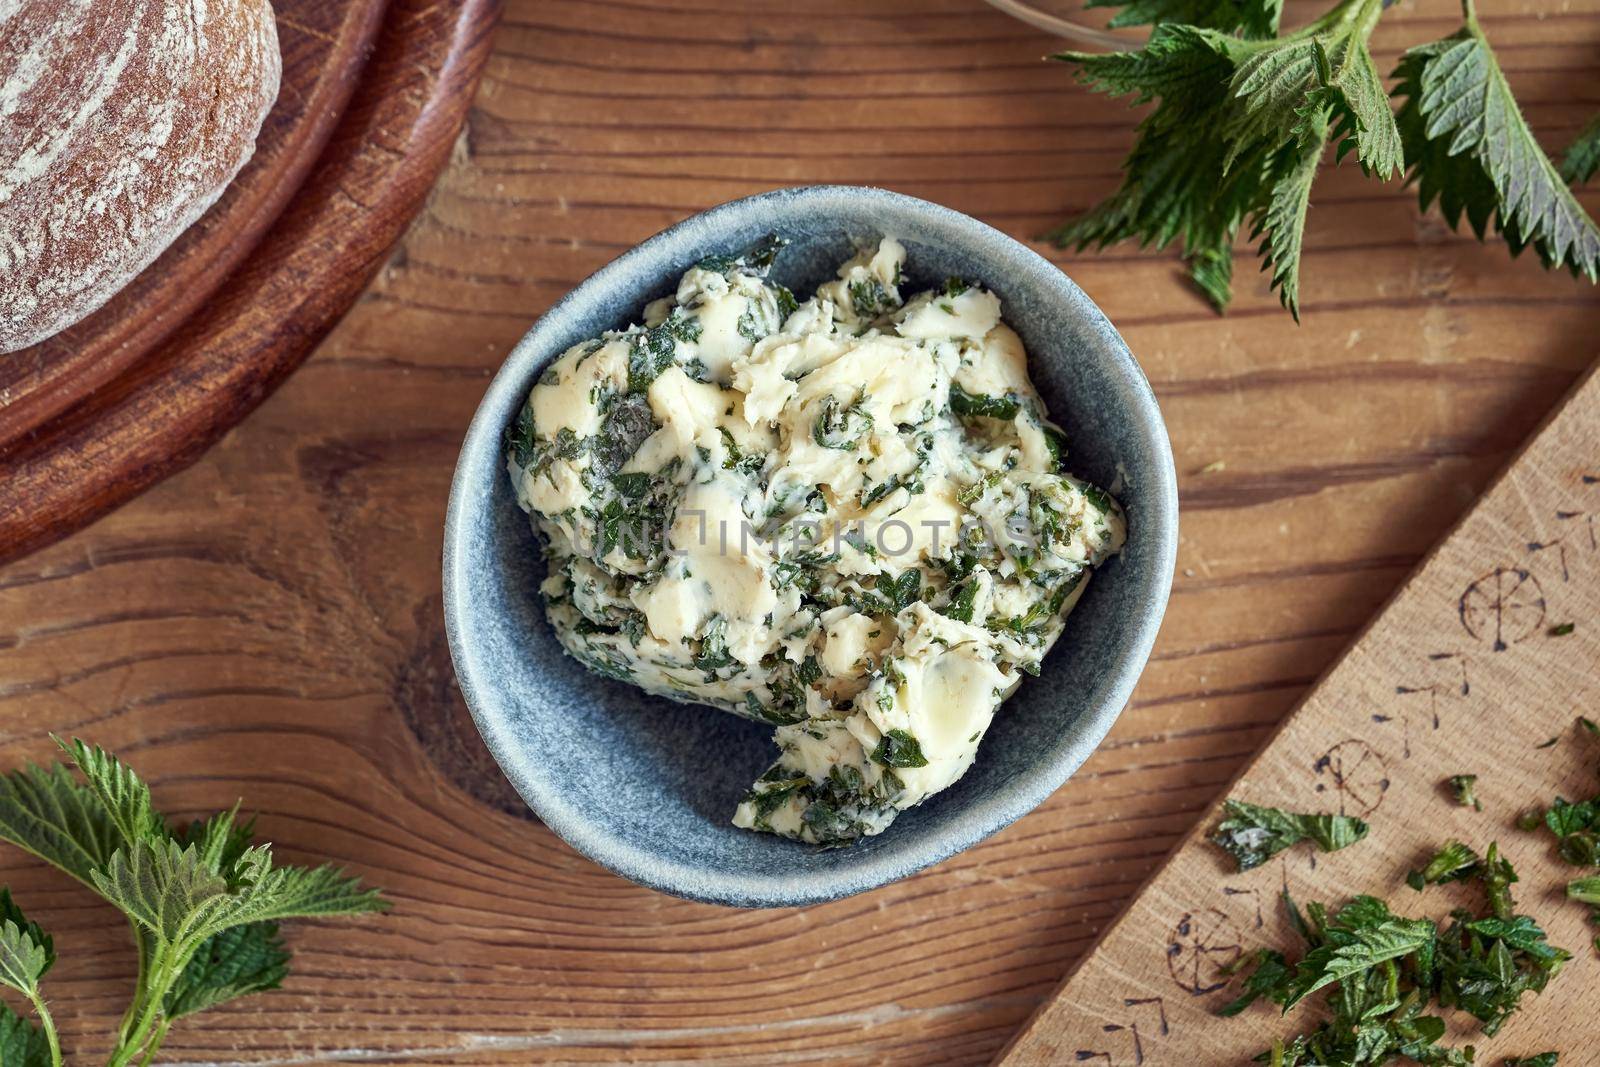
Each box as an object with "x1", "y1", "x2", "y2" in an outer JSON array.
[
  {"x1": 0, "y1": 0, "x2": 497, "y2": 565},
  {"x1": 999, "y1": 362, "x2": 1600, "y2": 1064}
]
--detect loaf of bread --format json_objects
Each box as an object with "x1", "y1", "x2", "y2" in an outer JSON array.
[{"x1": 0, "y1": 0, "x2": 281, "y2": 354}]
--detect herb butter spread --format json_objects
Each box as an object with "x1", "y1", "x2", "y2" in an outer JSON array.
[{"x1": 507, "y1": 237, "x2": 1125, "y2": 845}]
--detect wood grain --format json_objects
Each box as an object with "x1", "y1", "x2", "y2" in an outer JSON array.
[
  {"x1": 999, "y1": 363, "x2": 1600, "y2": 1065},
  {"x1": 0, "y1": 0, "x2": 499, "y2": 564},
  {"x1": 1, "y1": 0, "x2": 1598, "y2": 1062}
]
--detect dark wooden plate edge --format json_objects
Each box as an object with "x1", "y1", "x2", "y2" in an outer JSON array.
[{"x1": 0, "y1": 0, "x2": 501, "y2": 566}]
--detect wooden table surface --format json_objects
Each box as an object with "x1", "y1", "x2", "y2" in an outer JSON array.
[{"x1": 2, "y1": 0, "x2": 1598, "y2": 1062}]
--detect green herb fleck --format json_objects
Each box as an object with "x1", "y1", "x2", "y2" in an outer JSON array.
[
  {"x1": 872, "y1": 730, "x2": 929, "y2": 769},
  {"x1": 949, "y1": 383, "x2": 1020, "y2": 420},
  {"x1": 1447, "y1": 774, "x2": 1483, "y2": 812}
]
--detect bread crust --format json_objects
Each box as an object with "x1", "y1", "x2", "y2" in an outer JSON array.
[{"x1": 0, "y1": 0, "x2": 282, "y2": 354}]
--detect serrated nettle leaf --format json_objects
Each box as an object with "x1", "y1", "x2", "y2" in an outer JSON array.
[
  {"x1": 1396, "y1": 6, "x2": 1600, "y2": 280},
  {"x1": 93, "y1": 839, "x2": 233, "y2": 945},
  {"x1": 164, "y1": 922, "x2": 290, "y2": 1020},
  {"x1": 1561, "y1": 112, "x2": 1600, "y2": 186},
  {"x1": 1316, "y1": 36, "x2": 1404, "y2": 178},
  {"x1": 57, "y1": 737, "x2": 165, "y2": 849},
  {"x1": 0, "y1": 891, "x2": 53, "y2": 999},
  {"x1": 174, "y1": 806, "x2": 258, "y2": 885},
  {"x1": 1217, "y1": 948, "x2": 1294, "y2": 1016},
  {"x1": 0, "y1": 762, "x2": 121, "y2": 890},
  {"x1": 1186, "y1": 238, "x2": 1236, "y2": 312},
  {"x1": 1284, "y1": 913, "x2": 1436, "y2": 1008},
  {"x1": 1253, "y1": 132, "x2": 1324, "y2": 320},
  {"x1": 0, "y1": 1003, "x2": 51, "y2": 1067}
]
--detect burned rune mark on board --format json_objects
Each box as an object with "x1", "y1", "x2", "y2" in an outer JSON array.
[
  {"x1": 1525, "y1": 538, "x2": 1570, "y2": 582},
  {"x1": 1222, "y1": 885, "x2": 1265, "y2": 928},
  {"x1": 1458, "y1": 566, "x2": 1546, "y2": 650},
  {"x1": 1389, "y1": 650, "x2": 1471, "y2": 754},
  {"x1": 1312, "y1": 739, "x2": 1389, "y2": 817},
  {"x1": 1073, "y1": 998, "x2": 1169, "y2": 1065},
  {"x1": 1553, "y1": 508, "x2": 1598, "y2": 553},
  {"x1": 1166, "y1": 908, "x2": 1242, "y2": 995}
]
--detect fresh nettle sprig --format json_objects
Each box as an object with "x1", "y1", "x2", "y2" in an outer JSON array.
[
  {"x1": 1051, "y1": 0, "x2": 1600, "y2": 318},
  {"x1": 0, "y1": 739, "x2": 387, "y2": 1067}
]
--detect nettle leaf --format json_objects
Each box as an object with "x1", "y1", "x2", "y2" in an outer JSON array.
[
  {"x1": 1284, "y1": 899, "x2": 1435, "y2": 1008},
  {"x1": 1394, "y1": 8, "x2": 1600, "y2": 280},
  {"x1": 1186, "y1": 237, "x2": 1235, "y2": 310},
  {"x1": 1253, "y1": 133, "x2": 1323, "y2": 320},
  {"x1": 1408, "y1": 840, "x2": 1481, "y2": 888},
  {"x1": 0, "y1": 891, "x2": 52, "y2": 998},
  {"x1": 1223, "y1": 36, "x2": 1326, "y2": 169},
  {"x1": 58, "y1": 737, "x2": 164, "y2": 848},
  {"x1": 1561, "y1": 113, "x2": 1600, "y2": 186},
  {"x1": 0, "y1": 761, "x2": 120, "y2": 889},
  {"x1": 1306, "y1": 35, "x2": 1404, "y2": 179},
  {"x1": 93, "y1": 839, "x2": 232, "y2": 945},
  {"x1": 1566, "y1": 876, "x2": 1600, "y2": 905},
  {"x1": 0, "y1": 1003, "x2": 51, "y2": 1067},
  {"x1": 1049, "y1": 25, "x2": 1252, "y2": 301},
  {"x1": 1217, "y1": 948, "x2": 1293, "y2": 1016},
  {"x1": 174, "y1": 807, "x2": 258, "y2": 887},
  {"x1": 1210, "y1": 799, "x2": 1369, "y2": 871},
  {"x1": 1086, "y1": 0, "x2": 1283, "y2": 37},
  {"x1": 193, "y1": 847, "x2": 388, "y2": 939},
  {"x1": 164, "y1": 923, "x2": 290, "y2": 1020}
]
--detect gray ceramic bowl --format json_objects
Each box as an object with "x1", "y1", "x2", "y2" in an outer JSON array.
[{"x1": 443, "y1": 185, "x2": 1177, "y2": 907}]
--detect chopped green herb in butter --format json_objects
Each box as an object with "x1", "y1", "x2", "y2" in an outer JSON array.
[{"x1": 508, "y1": 236, "x2": 1124, "y2": 845}]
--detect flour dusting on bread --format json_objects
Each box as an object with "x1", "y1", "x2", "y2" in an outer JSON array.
[{"x1": 0, "y1": 0, "x2": 281, "y2": 353}]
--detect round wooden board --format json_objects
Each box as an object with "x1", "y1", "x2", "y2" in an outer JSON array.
[{"x1": 0, "y1": 0, "x2": 499, "y2": 565}]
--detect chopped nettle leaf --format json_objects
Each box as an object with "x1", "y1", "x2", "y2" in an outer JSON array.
[
  {"x1": 1548, "y1": 622, "x2": 1576, "y2": 637},
  {"x1": 1504, "y1": 1055, "x2": 1559, "y2": 1067},
  {"x1": 0, "y1": 740, "x2": 385, "y2": 1067},
  {"x1": 872, "y1": 730, "x2": 930, "y2": 769},
  {"x1": 1209, "y1": 798, "x2": 1369, "y2": 871},
  {"x1": 874, "y1": 571, "x2": 922, "y2": 614},
  {"x1": 1566, "y1": 877, "x2": 1600, "y2": 905},
  {"x1": 1447, "y1": 774, "x2": 1482, "y2": 811},
  {"x1": 948, "y1": 383, "x2": 1020, "y2": 420},
  {"x1": 1224, "y1": 838, "x2": 1569, "y2": 1061}
]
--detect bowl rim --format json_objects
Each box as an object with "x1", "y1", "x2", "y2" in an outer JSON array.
[{"x1": 442, "y1": 184, "x2": 1178, "y2": 907}]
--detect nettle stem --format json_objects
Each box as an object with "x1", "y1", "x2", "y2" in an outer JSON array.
[
  {"x1": 106, "y1": 944, "x2": 186, "y2": 1067},
  {"x1": 29, "y1": 994, "x2": 61, "y2": 1067}
]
